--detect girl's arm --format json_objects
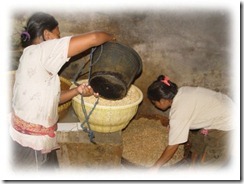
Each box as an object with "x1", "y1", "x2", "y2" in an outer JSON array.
[
  {"x1": 152, "y1": 144, "x2": 179, "y2": 169},
  {"x1": 68, "y1": 31, "x2": 115, "y2": 58}
]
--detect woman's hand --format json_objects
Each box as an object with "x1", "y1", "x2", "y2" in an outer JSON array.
[
  {"x1": 59, "y1": 83, "x2": 98, "y2": 104},
  {"x1": 77, "y1": 83, "x2": 99, "y2": 97}
]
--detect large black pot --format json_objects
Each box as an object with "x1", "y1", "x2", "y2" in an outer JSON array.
[{"x1": 89, "y1": 42, "x2": 142, "y2": 100}]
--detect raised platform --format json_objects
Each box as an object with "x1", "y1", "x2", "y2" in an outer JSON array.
[{"x1": 56, "y1": 122, "x2": 122, "y2": 170}]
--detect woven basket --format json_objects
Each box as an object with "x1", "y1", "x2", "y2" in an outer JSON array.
[
  {"x1": 71, "y1": 80, "x2": 143, "y2": 133},
  {"x1": 8, "y1": 71, "x2": 72, "y2": 116}
]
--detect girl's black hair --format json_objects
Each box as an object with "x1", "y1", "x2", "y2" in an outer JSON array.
[
  {"x1": 147, "y1": 75, "x2": 178, "y2": 101},
  {"x1": 20, "y1": 12, "x2": 59, "y2": 48}
]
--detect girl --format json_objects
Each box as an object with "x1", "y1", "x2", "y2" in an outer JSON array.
[
  {"x1": 10, "y1": 12, "x2": 115, "y2": 171},
  {"x1": 147, "y1": 75, "x2": 235, "y2": 170}
]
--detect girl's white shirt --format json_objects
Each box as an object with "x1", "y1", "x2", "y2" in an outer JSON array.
[{"x1": 168, "y1": 86, "x2": 235, "y2": 145}]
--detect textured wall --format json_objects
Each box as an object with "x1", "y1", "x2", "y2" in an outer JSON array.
[{"x1": 10, "y1": 9, "x2": 232, "y2": 116}]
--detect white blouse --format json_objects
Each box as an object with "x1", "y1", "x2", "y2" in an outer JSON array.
[
  {"x1": 168, "y1": 86, "x2": 235, "y2": 146},
  {"x1": 10, "y1": 36, "x2": 71, "y2": 153}
]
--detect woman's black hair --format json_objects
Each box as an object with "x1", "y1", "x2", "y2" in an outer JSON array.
[
  {"x1": 20, "y1": 12, "x2": 59, "y2": 48},
  {"x1": 147, "y1": 75, "x2": 178, "y2": 101}
]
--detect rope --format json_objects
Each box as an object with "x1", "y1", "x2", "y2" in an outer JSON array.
[
  {"x1": 72, "y1": 59, "x2": 89, "y2": 86},
  {"x1": 80, "y1": 95, "x2": 99, "y2": 144},
  {"x1": 72, "y1": 44, "x2": 104, "y2": 143},
  {"x1": 88, "y1": 45, "x2": 103, "y2": 84}
]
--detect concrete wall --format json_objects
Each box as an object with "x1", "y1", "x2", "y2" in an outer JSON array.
[{"x1": 10, "y1": 9, "x2": 233, "y2": 117}]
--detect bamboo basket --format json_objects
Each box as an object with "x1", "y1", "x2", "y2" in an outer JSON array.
[
  {"x1": 7, "y1": 71, "x2": 72, "y2": 116},
  {"x1": 71, "y1": 80, "x2": 143, "y2": 133}
]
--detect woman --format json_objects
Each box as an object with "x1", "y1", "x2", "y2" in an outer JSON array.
[
  {"x1": 147, "y1": 75, "x2": 235, "y2": 170},
  {"x1": 10, "y1": 12, "x2": 115, "y2": 171}
]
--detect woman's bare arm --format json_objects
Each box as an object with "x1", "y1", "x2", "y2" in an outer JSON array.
[
  {"x1": 68, "y1": 31, "x2": 115, "y2": 57},
  {"x1": 59, "y1": 83, "x2": 98, "y2": 105}
]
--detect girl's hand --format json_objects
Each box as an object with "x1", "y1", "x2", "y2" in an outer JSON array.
[
  {"x1": 147, "y1": 166, "x2": 160, "y2": 174},
  {"x1": 77, "y1": 83, "x2": 99, "y2": 97}
]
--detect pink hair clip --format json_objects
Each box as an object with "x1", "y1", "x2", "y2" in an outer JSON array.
[{"x1": 161, "y1": 76, "x2": 170, "y2": 86}]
